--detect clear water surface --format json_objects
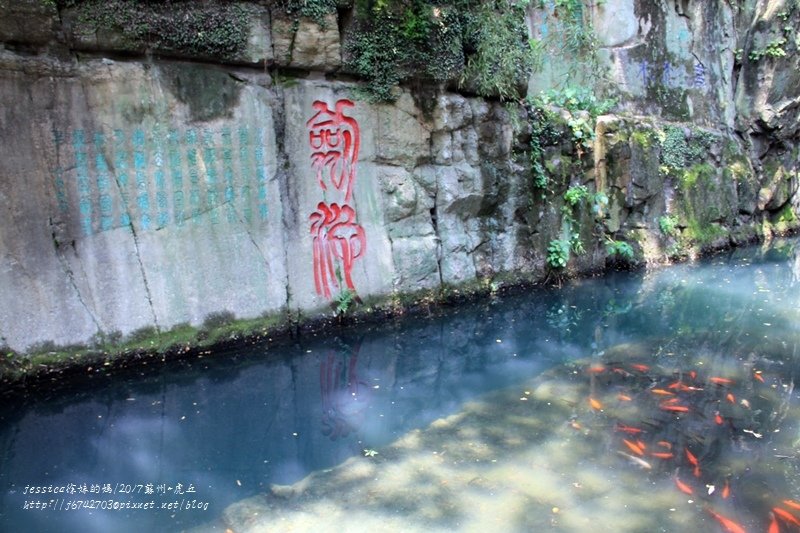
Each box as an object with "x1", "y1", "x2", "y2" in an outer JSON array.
[{"x1": 2, "y1": 239, "x2": 800, "y2": 532}]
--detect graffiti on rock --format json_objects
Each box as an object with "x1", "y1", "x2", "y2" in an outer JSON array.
[{"x1": 309, "y1": 202, "x2": 366, "y2": 300}]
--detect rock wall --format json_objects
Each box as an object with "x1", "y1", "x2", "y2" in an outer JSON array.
[{"x1": 0, "y1": 0, "x2": 798, "y2": 355}]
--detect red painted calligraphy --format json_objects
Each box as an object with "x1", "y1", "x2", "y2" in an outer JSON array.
[
  {"x1": 306, "y1": 99, "x2": 360, "y2": 203},
  {"x1": 307, "y1": 99, "x2": 367, "y2": 300},
  {"x1": 309, "y1": 202, "x2": 366, "y2": 299}
]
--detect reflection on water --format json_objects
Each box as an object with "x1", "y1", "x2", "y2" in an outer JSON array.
[{"x1": 3, "y1": 239, "x2": 800, "y2": 532}]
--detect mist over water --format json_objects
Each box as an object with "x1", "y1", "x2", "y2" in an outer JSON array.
[{"x1": 2, "y1": 239, "x2": 800, "y2": 532}]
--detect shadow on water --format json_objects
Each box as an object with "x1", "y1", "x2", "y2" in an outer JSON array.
[{"x1": 3, "y1": 239, "x2": 800, "y2": 532}]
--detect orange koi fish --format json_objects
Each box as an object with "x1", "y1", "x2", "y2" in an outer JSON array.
[
  {"x1": 615, "y1": 424, "x2": 644, "y2": 435},
  {"x1": 685, "y1": 448, "x2": 701, "y2": 477},
  {"x1": 650, "y1": 452, "x2": 674, "y2": 459},
  {"x1": 587, "y1": 366, "x2": 605, "y2": 374},
  {"x1": 768, "y1": 512, "x2": 779, "y2": 533},
  {"x1": 652, "y1": 388, "x2": 676, "y2": 396},
  {"x1": 773, "y1": 507, "x2": 800, "y2": 527},
  {"x1": 726, "y1": 393, "x2": 736, "y2": 404},
  {"x1": 570, "y1": 421, "x2": 582, "y2": 430},
  {"x1": 636, "y1": 440, "x2": 647, "y2": 451},
  {"x1": 689, "y1": 370, "x2": 697, "y2": 380},
  {"x1": 617, "y1": 393, "x2": 632, "y2": 401},
  {"x1": 715, "y1": 412, "x2": 724, "y2": 425},
  {"x1": 657, "y1": 441, "x2": 672, "y2": 449},
  {"x1": 668, "y1": 381, "x2": 683, "y2": 389},
  {"x1": 675, "y1": 476, "x2": 694, "y2": 495},
  {"x1": 622, "y1": 439, "x2": 645, "y2": 456},
  {"x1": 660, "y1": 405, "x2": 690, "y2": 413},
  {"x1": 589, "y1": 397, "x2": 603, "y2": 410},
  {"x1": 710, "y1": 377, "x2": 734, "y2": 385},
  {"x1": 707, "y1": 509, "x2": 747, "y2": 533},
  {"x1": 721, "y1": 480, "x2": 730, "y2": 499},
  {"x1": 754, "y1": 371, "x2": 765, "y2": 383},
  {"x1": 630, "y1": 364, "x2": 650, "y2": 372},
  {"x1": 783, "y1": 500, "x2": 800, "y2": 511},
  {"x1": 661, "y1": 398, "x2": 680, "y2": 405}
]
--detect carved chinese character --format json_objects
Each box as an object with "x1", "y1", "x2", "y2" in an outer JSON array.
[
  {"x1": 309, "y1": 202, "x2": 366, "y2": 299},
  {"x1": 307, "y1": 99, "x2": 360, "y2": 202}
]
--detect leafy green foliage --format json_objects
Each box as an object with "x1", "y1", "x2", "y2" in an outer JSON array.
[
  {"x1": 605, "y1": 239, "x2": 634, "y2": 261},
  {"x1": 281, "y1": 0, "x2": 339, "y2": 27},
  {"x1": 334, "y1": 289, "x2": 357, "y2": 316},
  {"x1": 535, "y1": 86, "x2": 615, "y2": 117},
  {"x1": 71, "y1": 0, "x2": 253, "y2": 58},
  {"x1": 658, "y1": 214, "x2": 679, "y2": 237},
  {"x1": 563, "y1": 184, "x2": 589, "y2": 207},
  {"x1": 345, "y1": 0, "x2": 538, "y2": 102},
  {"x1": 658, "y1": 126, "x2": 715, "y2": 175},
  {"x1": 461, "y1": 0, "x2": 542, "y2": 99},
  {"x1": 547, "y1": 239, "x2": 571, "y2": 269},
  {"x1": 344, "y1": 1, "x2": 464, "y2": 102}
]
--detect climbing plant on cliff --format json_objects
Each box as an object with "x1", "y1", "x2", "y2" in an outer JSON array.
[
  {"x1": 63, "y1": 0, "x2": 254, "y2": 58},
  {"x1": 344, "y1": 0, "x2": 540, "y2": 102}
]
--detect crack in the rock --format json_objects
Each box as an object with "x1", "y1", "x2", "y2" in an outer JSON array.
[
  {"x1": 128, "y1": 221, "x2": 160, "y2": 332},
  {"x1": 50, "y1": 221, "x2": 103, "y2": 335}
]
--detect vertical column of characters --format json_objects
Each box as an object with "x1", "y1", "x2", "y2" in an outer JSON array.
[
  {"x1": 238, "y1": 126, "x2": 253, "y2": 223},
  {"x1": 201, "y1": 129, "x2": 220, "y2": 225},
  {"x1": 167, "y1": 129, "x2": 185, "y2": 227},
  {"x1": 93, "y1": 132, "x2": 114, "y2": 232},
  {"x1": 72, "y1": 129, "x2": 93, "y2": 236},
  {"x1": 132, "y1": 129, "x2": 151, "y2": 231},
  {"x1": 113, "y1": 130, "x2": 131, "y2": 227},
  {"x1": 51, "y1": 129, "x2": 69, "y2": 214},
  {"x1": 185, "y1": 129, "x2": 201, "y2": 224},
  {"x1": 221, "y1": 127, "x2": 236, "y2": 224},
  {"x1": 153, "y1": 128, "x2": 169, "y2": 229},
  {"x1": 255, "y1": 127, "x2": 268, "y2": 221},
  {"x1": 307, "y1": 100, "x2": 366, "y2": 300}
]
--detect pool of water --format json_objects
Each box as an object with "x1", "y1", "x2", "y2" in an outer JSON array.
[{"x1": 2, "y1": 239, "x2": 800, "y2": 532}]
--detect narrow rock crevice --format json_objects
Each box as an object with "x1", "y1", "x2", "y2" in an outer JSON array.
[
  {"x1": 49, "y1": 222, "x2": 103, "y2": 335},
  {"x1": 128, "y1": 222, "x2": 160, "y2": 332}
]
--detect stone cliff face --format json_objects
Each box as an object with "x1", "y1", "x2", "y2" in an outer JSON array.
[{"x1": 0, "y1": 0, "x2": 797, "y2": 356}]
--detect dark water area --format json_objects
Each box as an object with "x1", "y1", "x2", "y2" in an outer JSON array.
[{"x1": 2, "y1": 239, "x2": 800, "y2": 532}]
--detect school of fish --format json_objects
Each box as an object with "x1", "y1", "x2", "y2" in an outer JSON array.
[{"x1": 581, "y1": 361, "x2": 799, "y2": 533}]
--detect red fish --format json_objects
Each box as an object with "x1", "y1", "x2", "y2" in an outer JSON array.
[
  {"x1": 636, "y1": 440, "x2": 647, "y2": 451},
  {"x1": 657, "y1": 441, "x2": 672, "y2": 449},
  {"x1": 652, "y1": 388, "x2": 676, "y2": 396},
  {"x1": 630, "y1": 364, "x2": 650, "y2": 372},
  {"x1": 707, "y1": 509, "x2": 747, "y2": 533},
  {"x1": 715, "y1": 412, "x2": 724, "y2": 425},
  {"x1": 650, "y1": 452, "x2": 674, "y2": 459},
  {"x1": 617, "y1": 393, "x2": 632, "y2": 401},
  {"x1": 660, "y1": 398, "x2": 680, "y2": 405},
  {"x1": 589, "y1": 397, "x2": 603, "y2": 410},
  {"x1": 782, "y1": 500, "x2": 800, "y2": 511},
  {"x1": 675, "y1": 476, "x2": 693, "y2": 495},
  {"x1": 768, "y1": 512, "x2": 778, "y2": 533},
  {"x1": 726, "y1": 393, "x2": 736, "y2": 404},
  {"x1": 660, "y1": 405, "x2": 690, "y2": 413},
  {"x1": 685, "y1": 448, "x2": 701, "y2": 477},
  {"x1": 615, "y1": 424, "x2": 644, "y2": 435},
  {"x1": 773, "y1": 507, "x2": 800, "y2": 527},
  {"x1": 710, "y1": 377, "x2": 734, "y2": 385},
  {"x1": 689, "y1": 370, "x2": 697, "y2": 380},
  {"x1": 754, "y1": 371, "x2": 765, "y2": 383},
  {"x1": 587, "y1": 366, "x2": 605, "y2": 374},
  {"x1": 668, "y1": 381, "x2": 683, "y2": 389},
  {"x1": 721, "y1": 480, "x2": 730, "y2": 499},
  {"x1": 622, "y1": 439, "x2": 645, "y2": 456}
]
